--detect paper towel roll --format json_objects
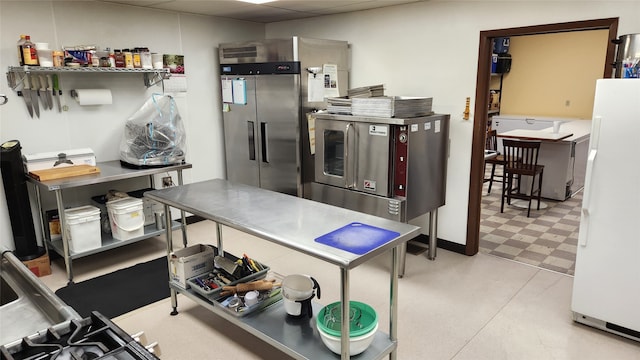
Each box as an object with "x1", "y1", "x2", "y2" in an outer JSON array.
[{"x1": 72, "y1": 89, "x2": 113, "y2": 105}]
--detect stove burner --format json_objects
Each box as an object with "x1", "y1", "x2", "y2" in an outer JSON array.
[{"x1": 0, "y1": 312, "x2": 158, "y2": 360}]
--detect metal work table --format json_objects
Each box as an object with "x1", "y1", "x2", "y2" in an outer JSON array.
[
  {"x1": 145, "y1": 179, "x2": 420, "y2": 360},
  {"x1": 27, "y1": 160, "x2": 192, "y2": 283}
]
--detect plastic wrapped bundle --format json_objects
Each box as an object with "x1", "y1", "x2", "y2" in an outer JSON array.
[{"x1": 120, "y1": 94, "x2": 186, "y2": 167}]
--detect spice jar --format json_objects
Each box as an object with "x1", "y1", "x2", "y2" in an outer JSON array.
[{"x1": 52, "y1": 51, "x2": 64, "y2": 67}]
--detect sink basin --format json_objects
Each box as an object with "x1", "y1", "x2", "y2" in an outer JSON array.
[
  {"x1": 0, "y1": 276, "x2": 19, "y2": 305},
  {"x1": 0, "y1": 251, "x2": 80, "y2": 346}
]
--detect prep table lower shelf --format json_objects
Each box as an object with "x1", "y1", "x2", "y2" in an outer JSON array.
[
  {"x1": 170, "y1": 282, "x2": 396, "y2": 360},
  {"x1": 46, "y1": 222, "x2": 182, "y2": 259}
]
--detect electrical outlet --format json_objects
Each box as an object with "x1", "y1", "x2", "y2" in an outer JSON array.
[{"x1": 162, "y1": 176, "x2": 173, "y2": 188}]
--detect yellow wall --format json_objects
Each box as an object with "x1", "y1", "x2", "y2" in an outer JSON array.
[{"x1": 500, "y1": 30, "x2": 609, "y2": 119}]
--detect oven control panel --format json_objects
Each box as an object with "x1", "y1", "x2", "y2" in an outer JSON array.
[{"x1": 393, "y1": 126, "x2": 408, "y2": 197}]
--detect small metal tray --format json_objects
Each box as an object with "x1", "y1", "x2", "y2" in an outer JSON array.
[
  {"x1": 216, "y1": 273, "x2": 283, "y2": 318},
  {"x1": 187, "y1": 252, "x2": 269, "y2": 301}
]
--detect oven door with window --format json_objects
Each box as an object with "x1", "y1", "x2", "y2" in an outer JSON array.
[{"x1": 315, "y1": 119, "x2": 392, "y2": 197}]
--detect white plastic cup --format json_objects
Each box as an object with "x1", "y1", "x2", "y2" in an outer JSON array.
[
  {"x1": 37, "y1": 49, "x2": 53, "y2": 67},
  {"x1": 244, "y1": 290, "x2": 259, "y2": 306},
  {"x1": 35, "y1": 42, "x2": 49, "y2": 50},
  {"x1": 152, "y1": 53, "x2": 163, "y2": 69},
  {"x1": 552, "y1": 121, "x2": 561, "y2": 134}
]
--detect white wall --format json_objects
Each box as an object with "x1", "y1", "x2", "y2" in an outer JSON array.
[
  {"x1": 1, "y1": 1, "x2": 639, "y2": 251},
  {"x1": 267, "y1": 0, "x2": 640, "y2": 245},
  {"x1": 0, "y1": 1, "x2": 264, "y2": 250}
]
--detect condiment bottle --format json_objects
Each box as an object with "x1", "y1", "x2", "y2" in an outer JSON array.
[
  {"x1": 123, "y1": 49, "x2": 133, "y2": 68},
  {"x1": 22, "y1": 35, "x2": 39, "y2": 66},
  {"x1": 17, "y1": 34, "x2": 26, "y2": 65},
  {"x1": 108, "y1": 48, "x2": 116, "y2": 68},
  {"x1": 52, "y1": 51, "x2": 64, "y2": 67},
  {"x1": 132, "y1": 48, "x2": 142, "y2": 68},
  {"x1": 140, "y1": 47, "x2": 152, "y2": 69},
  {"x1": 114, "y1": 49, "x2": 125, "y2": 68},
  {"x1": 90, "y1": 50, "x2": 100, "y2": 67}
]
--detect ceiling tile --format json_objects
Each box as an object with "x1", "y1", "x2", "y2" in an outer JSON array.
[{"x1": 96, "y1": 0, "x2": 425, "y2": 23}]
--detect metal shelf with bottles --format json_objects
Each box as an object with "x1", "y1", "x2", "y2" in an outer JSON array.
[
  {"x1": 488, "y1": 37, "x2": 512, "y2": 131},
  {"x1": 487, "y1": 58, "x2": 512, "y2": 131},
  {"x1": 6, "y1": 66, "x2": 171, "y2": 90}
]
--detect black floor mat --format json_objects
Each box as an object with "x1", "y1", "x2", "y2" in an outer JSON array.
[{"x1": 55, "y1": 257, "x2": 169, "y2": 319}]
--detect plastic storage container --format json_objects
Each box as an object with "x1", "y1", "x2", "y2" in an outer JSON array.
[
  {"x1": 64, "y1": 205, "x2": 101, "y2": 253},
  {"x1": 107, "y1": 197, "x2": 144, "y2": 240}
]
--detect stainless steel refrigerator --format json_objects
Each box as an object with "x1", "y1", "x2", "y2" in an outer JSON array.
[
  {"x1": 219, "y1": 37, "x2": 349, "y2": 196},
  {"x1": 571, "y1": 79, "x2": 640, "y2": 342}
]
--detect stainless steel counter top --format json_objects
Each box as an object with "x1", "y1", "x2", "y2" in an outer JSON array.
[
  {"x1": 145, "y1": 179, "x2": 420, "y2": 269},
  {"x1": 27, "y1": 160, "x2": 192, "y2": 191},
  {"x1": 1, "y1": 250, "x2": 80, "y2": 346}
]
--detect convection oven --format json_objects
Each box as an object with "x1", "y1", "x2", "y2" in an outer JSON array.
[{"x1": 310, "y1": 113, "x2": 450, "y2": 275}]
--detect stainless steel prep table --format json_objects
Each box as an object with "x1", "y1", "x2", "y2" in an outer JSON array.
[
  {"x1": 27, "y1": 160, "x2": 192, "y2": 283},
  {"x1": 145, "y1": 179, "x2": 420, "y2": 360}
]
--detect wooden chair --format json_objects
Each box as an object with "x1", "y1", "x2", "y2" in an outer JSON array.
[
  {"x1": 483, "y1": 130, "x2": 506, "y2": 194},
  {"x1": 500, "y1": 139, "x2": 544, "y2": 217}
]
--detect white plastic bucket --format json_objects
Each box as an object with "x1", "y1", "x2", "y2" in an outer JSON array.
[
  {"x1": 64, "y1": 205, "x2": 101, "y2": 253},
  {"x1": 107, "y1": 197, "x2": 145, "y2": 241}
]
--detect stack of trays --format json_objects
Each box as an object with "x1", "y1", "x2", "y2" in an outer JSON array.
[
  {"x1": 348, "y1": 84, "x2": 385, "y2": 98},
  {"x1": 327, "y1": 97, "x2": 352, "y2": 115},
  {"x1": 352, "y1": 96, "x2": 434, "y2": 118}
]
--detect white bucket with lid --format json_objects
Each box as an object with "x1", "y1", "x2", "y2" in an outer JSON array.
[
  {"x1": 107, "y1": 197, "x2": 145, "y2": 240},
  {"x1": 64, "y1": 205, "x2": 101, "y2": 253}
]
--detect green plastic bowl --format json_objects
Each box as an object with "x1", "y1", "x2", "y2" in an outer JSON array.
[{"x1": 316, "y1": 301, "x2": 377, "y2": 338}]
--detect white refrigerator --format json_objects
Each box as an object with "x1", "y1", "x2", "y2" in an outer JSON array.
[{"x1": 571, "y1": 79, "x2": 640, "y2": 341}]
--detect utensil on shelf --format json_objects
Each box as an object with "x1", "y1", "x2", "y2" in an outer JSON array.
[
  {"x1": 30, "y1": 74, "x2": 40, "y2": 118},
  {"x1": 21, "y1": 74, "x2": 34, "y2": 118}
]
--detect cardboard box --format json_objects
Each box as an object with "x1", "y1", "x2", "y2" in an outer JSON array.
[
  {"x1": 170, "y1": 244, "x2": 214, "y2": 288},
  {"x1": 22, "y1": 148, "x2": 96, "y2": 173},
  {"x1": 46, "y1": 209, "x2": 62, "y2": 241},
  {"x1": 22, "y1": 253, "x2": 52, "y2": 277}
]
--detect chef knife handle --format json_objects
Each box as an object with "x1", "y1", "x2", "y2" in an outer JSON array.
[
  {"x1": 31, "y1": 74, "x2": 39, "y2": 89},
  {"x1": 23, "y1": 73, "x2": 31, "y2": 89},
  {"x1": 52, "y1": 74, "x2": 59, "y2": 90}
]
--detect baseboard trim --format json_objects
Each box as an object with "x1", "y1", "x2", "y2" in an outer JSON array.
[{"x1": 437, "y1": 239, "x2": 468, "y2": 255}]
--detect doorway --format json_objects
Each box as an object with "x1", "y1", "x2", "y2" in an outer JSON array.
[{"x1": 465, "y1": 18, "x2": 619, "y2": 257}]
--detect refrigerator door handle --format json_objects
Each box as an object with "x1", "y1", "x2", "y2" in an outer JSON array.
[
  {"x1": 261, "y1": 122, "x2": 269, "y2": 163},
  {"x1": 579, "y1": 116, "x2": 601, "y2": 246},
  {"x1": 248, "y1": 121, "x2": 256, "y2": 161}
]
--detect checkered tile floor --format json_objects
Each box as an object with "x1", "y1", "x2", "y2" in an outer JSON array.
[{"x1": 480, "y1": 171, "x2": 582, "y2": 275}]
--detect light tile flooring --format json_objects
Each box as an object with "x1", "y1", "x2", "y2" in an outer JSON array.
[
  {"x1": 39, "y1": 221, "x2": 639, "y2": 359},
  {"x1": 480, "y1": 169, "x2": 582, "y2": 275}
]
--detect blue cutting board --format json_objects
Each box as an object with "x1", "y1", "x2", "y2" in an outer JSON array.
[{"x1": 314, "y1": 222, "x2": 400, "y2": 255}]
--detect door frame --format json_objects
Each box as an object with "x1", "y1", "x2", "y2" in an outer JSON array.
[{"x1": 465, "y1": 18, "x2": 619, "y2": 256}]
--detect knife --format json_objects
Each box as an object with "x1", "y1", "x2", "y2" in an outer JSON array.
[
  {"x1": 52, "y1": 74, "x2": 62, "y2": 113},
  {"x1": 42, "y1": 74, "x2": 53, "y2": 110},
  {"x1": 21, "y1": 74, "x2": 34, "y2": 118},
  {"x1": 30, "y1": 74, "x2": 41, "y2": 118},
  {"x1": 38, "y1": 74, "x2": 49, "y2": 110}
]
